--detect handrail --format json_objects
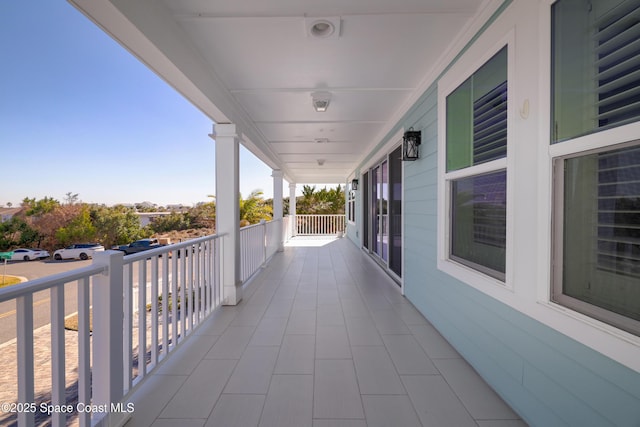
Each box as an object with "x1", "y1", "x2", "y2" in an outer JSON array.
[
  {"x1": 0, "y1": 264, "x2": 106, "y2": 302},
  {"x1": 123, "y1": 233, "x2": 225, "y2": 263}
]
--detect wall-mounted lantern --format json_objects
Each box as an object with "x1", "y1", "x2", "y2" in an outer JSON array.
[
  {"x1": 402, "y1": 127, "x2": 421, "y2": 161},
  {"x1": 351, "y1": 178, "x2": 359, "y2": 190}
]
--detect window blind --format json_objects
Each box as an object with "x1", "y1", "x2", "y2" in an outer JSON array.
[
  {"x1": 596, "y1": 1, "x2": 640, "y2": 129},
  {"x1": 473, "y1": 81, "x2": 508, "y2": 164},
  {"x1": 597, "y1": 145, "x2": 640, "y2": 278}
]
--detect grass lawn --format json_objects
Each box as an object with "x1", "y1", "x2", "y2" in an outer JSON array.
[
  {"x1": 64, "y1": 311, "x2": 93, "y2": 331},
  {"x1": 0, "y1": 275, "x2": 22, "y2": 288}
]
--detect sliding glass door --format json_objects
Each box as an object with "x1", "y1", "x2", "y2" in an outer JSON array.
[
  {"x1": 389, "y1": 146, "x2": 402, "y2": 277},
  {"x1": 364, "y1": 147, "x2": 402, "y2": 279},
  {"x1": 363, "y1": 171, "x2": 369, "y2": 251},
  {"x1": 371, "y1": 161, "x2": 388, "y2": 262}
]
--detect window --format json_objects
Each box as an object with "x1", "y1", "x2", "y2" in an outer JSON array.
[
  {"x1": 451, "y1": 170, "x2": 506, "y2": 280},
  {"x1": 552, "y1": 0, "x2": 640, "y2": 143},
  {"x1": 553, "y1": 143, "x2": 640, "y2": 335},
  {"x1": 444, "y1": 46, "x2": 508, "y2": 280},
  {"x1": 447, "y1": 47, "x2": 508, "y2": 171},
  {"x1": 551, "y1": 0, "x2": 640, "y2": 336}
]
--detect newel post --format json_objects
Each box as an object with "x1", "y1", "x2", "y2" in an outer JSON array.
[{"x1": 91, "y1": 250, "x2": 126, "y2": 425}]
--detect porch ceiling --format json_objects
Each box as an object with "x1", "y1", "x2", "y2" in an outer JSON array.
[{"x1": 70, "y1": 0, "x2": 487, "y2": 184}]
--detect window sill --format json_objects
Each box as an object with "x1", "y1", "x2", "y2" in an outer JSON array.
[{"x1": 438, "y1": 257, "x2": 512, "y2": 293}]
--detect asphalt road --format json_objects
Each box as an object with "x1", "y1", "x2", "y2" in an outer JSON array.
[{"x1": 0, "y1": 259, "x2": 90, "y2": 345}]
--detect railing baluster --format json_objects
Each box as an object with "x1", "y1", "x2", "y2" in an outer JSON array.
[
  {"x1": 162, "y1": 253, "x2": 169, "y2": 358},
  {"x1": 194, "y1": 243, "x2": 201, "y2": 324},
  {"x1": 215, "y1": 239, "x2": 221, "y2": 306},
  {"x1": 179, "y1": 249, "x2": 186, "y2": 341},
  {"x1": 150, "y1": 256, "x2": 159, "y2": 368},
  {"x1": 123, "y1": 263, "x2": 133, "y2": 391},
  {"x1": 51, "y1": 283, "x2": 65, "y2": 427},
  {"x1": 77, "y1": 277, "x2": 91, "y2": 427},
  {"x1": 138, "y1": 260, "x2": 147, "y2": 379},
  {"x1": 187, "y1": 246, "x2": 193, "y2": 332},
  {"x1": 207, "y1": 241, "x2": 214, "y2": 311},
  {"x1": 171, "y1": 250, "x2": 178, "y2": 348},
  {"x1": 17, "y1": 294, "x2": 35, "y2": 427}
]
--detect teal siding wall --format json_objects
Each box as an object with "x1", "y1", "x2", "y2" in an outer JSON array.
[{"x1": 400, "y1": 84, "x2": 640, "y2": 427}]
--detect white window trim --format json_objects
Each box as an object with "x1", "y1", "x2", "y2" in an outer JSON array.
[
  {"x1": 429, "y1": 0, "x2": 640, "y2": 374},
  {"x1": 437, "y1": 30, "x2": 516, "y2": 293},
  {"x1": 534, "y1": 0, "x2": 640, "y2": 369}
]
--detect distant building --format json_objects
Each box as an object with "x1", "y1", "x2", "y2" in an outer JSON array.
[
  {"x1": 135, "y1": 212, "x2": 173, "y2": 228},
  {"x1": 166, "y1": 204, "x2": 189, "y2": 211}
]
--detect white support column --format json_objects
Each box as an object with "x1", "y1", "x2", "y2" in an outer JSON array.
[
  {"x1": 289, "y1": 182, "x2": 297, "y2": 237},
  {"x1": 212, "y1": 123, "x2": 242, "y2": 305},
  {"x1": 272, "y1": 169, "x2": 284, "y2": 252}
]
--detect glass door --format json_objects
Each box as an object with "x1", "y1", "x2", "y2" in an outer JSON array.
[
  {"x1": 363, "y1": 171, "x2": 369, "y2": 250},
  {"x1": 389, "y1": 146, "x2": 402, "y2": 277},
  {"x1": 371, "y1": 160, "x2": 389, "y2": 263},
  {"x1": 380, "y1": 160, "x2": 388, "y2": 263},
  {"x1": 364, "y1": 148, "x2": 402, "y2": 281},
  {"x1": 371, "y1": 165, "x2": 379, "y2": 256}
]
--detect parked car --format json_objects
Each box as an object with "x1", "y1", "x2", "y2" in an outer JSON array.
[
  {"x1": 53, "y1": 243, "x2": 105, "y2": 260},
  {"x1": 10, "y1": 248, "x2": 50, "y2": 261},
  {"x1": 114, "y1": 238, "x2": 166, "y2": 255}
]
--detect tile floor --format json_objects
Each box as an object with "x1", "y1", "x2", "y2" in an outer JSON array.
[{"x1": 124, "y1": 237, "x2": 527, "y2": 427}]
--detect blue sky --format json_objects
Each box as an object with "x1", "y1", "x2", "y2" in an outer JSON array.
[{"x1": 0, "y1": 1, "x2": 276, "y2": 207}]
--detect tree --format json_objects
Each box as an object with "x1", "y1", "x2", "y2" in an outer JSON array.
[
  {"x1": 296, "y1": 185, "x2": 345, "y2": 214},
  {"x1": 64, "y1": 192, "x2": 79, "y2": 205},
  {"x1": 91, "y1": 205, "x2": 149, "y2": 248},
  {"x1": 21, "y1": 198, "x2": 77, "y2": 250},
  {"x1": 22, "y1": 196, "x2": 60, "y2": 216},
  {"x1": 149, "y1": 212, "x2": 191, "y2": 233},
  {"x1": 239, "y1": 190, "x2": 272, "y2": 226},
  {"x1": 187, "y1": 201, "x2": 216, "y2": 229},
  {"x1": 55, "y1": 205, "x2": 96, "y2": 246},
  {"x1": 0, "y1": 217, "x2": 40, "y2": 250}
]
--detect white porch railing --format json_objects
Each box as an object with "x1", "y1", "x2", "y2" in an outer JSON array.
[
  {"x1": 295, "y1": 214, "x2": 345, "y2": 235},
  {"x1": 0, "y1": 219, "x2": 290, "y2": 427},
  {"x1": 239, "y1": 218, "x2": 282, "y2": 282},
  {"x1": 0, "y1": 234, "x2": 223, "y2": 427},
  {"x1": 283, "y1": 215, "x2": 292, "y2": 242},
  {"x1": 122, "y1": 235, "x2": 222, "y2": 392}
]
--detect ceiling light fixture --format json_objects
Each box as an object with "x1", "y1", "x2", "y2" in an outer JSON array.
[
  {"x1": 310, "y1": 20, "x2": 334, "y2": 38},
  {"x1": 305, "y1": 17, "x2": 341, "y2": 39},
  {"x1": 311, "y1": 91, "x2": 331, "y2": 112}
]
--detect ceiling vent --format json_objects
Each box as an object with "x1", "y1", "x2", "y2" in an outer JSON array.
[{"x1": 305, "y1": 17, "x2": 341, "y2": 39}]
